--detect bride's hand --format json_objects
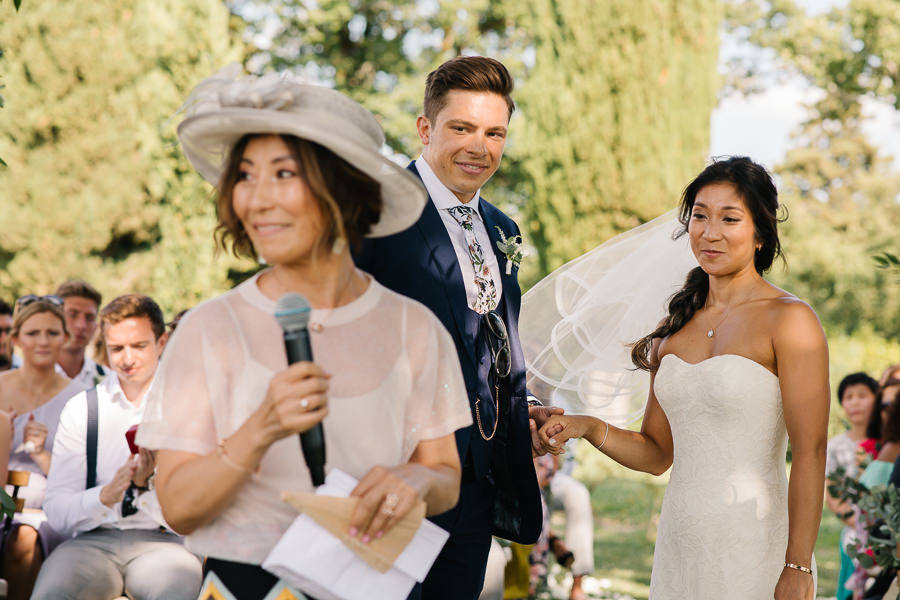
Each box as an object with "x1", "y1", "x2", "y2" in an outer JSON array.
[
  {"x1": 773, "y1": 566, "x2": 814, "y2": 600},
  {"x1": 537, "y1": 415, "x2": 595, "y2": 455}
]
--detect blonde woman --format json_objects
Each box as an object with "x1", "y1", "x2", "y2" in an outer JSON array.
[{"x1": 0, "y1": 296, "x2": 85, "y2": 600}]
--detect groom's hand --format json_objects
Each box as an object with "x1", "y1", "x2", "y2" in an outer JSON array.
[{"x1": 528, "y1": 405, "x2": 564, "y2": 457}]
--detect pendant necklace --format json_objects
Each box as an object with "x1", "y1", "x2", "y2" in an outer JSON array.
[
  {"x1": 273, "y1": 267, "x2": 360, "y2": 333},
  {"x1": 704, "y1": 291, "x2": 756, "y2": 338},
  {"x1": 309, "y1": 269, "x2": 362, "y2": 332}
]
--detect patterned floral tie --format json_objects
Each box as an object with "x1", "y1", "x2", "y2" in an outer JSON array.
[{"x1": 447, "y1": 205, "x2": 498, "y2": 314}]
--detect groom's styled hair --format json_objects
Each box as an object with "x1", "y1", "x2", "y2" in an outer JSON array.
[{"x1": 423, "y1": 56, "x2": 515, "y2": 122}]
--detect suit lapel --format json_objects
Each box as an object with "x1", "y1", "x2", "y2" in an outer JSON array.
[
  {"x1": 409, "y1": 164, "x2": 480, "y2": 371},
  {"x1": 479, "y1": 198, "x2": 517, "y2": 291}
]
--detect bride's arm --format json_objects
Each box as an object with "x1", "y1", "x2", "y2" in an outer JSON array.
[
  {"x1": 539, "y1": 338, "x2": 674, "y2": 476},
  {"x1": 773, "y1": 299, "x2": 829, "y2": 599}
]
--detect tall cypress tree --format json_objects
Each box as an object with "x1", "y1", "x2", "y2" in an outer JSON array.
[
  {"x1": 506, "y1": 0, "x2": 722, "y2": 279},
  {"x1": 0, "y1": 0, "x2": 247, "y2": 313}
]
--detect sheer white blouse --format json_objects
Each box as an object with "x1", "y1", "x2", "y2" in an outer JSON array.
[{"x1": 137, "y1": 271, "x2": 472, "y2": 564}]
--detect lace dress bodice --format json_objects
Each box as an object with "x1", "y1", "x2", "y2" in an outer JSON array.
[{"x1": 648, "y1": 353, "x2": 815, "y2": 598}]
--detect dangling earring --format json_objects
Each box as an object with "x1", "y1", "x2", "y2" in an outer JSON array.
[{"x1": 332, "y1": 237, "x2": 346, "y2": 254}]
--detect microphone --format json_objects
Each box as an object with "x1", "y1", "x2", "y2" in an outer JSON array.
[{"x1": 275, "y1": 293, "x2": 326, "y2": 487}]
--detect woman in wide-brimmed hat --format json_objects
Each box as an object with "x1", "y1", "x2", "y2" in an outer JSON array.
[{"x1": 138, "y1": 65, "x2": 472, "y2": 598}]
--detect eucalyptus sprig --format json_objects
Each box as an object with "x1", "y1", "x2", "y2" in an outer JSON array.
[{"x1": 847, "y1": 483, "x2": 900, "y2": 569}]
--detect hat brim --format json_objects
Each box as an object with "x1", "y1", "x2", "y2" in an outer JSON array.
[{"x1": 178, "y1": 108, "x2": 426, "y2": 238}]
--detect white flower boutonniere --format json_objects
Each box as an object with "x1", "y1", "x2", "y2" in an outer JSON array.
[{"x1": 495, "y1": 226, "x2": 528, "y2": 275}]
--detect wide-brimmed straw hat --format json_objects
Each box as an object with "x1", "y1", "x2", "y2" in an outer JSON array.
[{"x1": 176, "y1": 64, "x2": 426, "y2": 237}]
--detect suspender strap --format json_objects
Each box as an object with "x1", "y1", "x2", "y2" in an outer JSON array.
[{"x1": 85, "y1": 387, "x2": 99, "y2": 489}]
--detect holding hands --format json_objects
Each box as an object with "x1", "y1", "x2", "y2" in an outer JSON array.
[{"x1": 537, "y1": 414, "x2": 604, "y2": 456}]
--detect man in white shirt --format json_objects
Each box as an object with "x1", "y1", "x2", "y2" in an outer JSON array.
[
  {"x1": 354, "y1": 56, "x2": 557, "y2": 599},
  {"x1": 54, "y1": 280, "x2": 106, "y2": 388},
  {"x1": 33, "y1": 294, "x2": 201, "y2": 600}
]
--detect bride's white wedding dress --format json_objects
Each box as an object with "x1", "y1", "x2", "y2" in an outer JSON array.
[{"x1": 648, "y1": 353, "x2": 816, "y2": 598}]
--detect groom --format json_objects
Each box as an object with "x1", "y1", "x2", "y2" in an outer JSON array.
[{"x1": 355, "y1": 56, "x2": 552, "y2": 598}]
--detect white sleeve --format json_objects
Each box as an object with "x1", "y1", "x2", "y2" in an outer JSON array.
[
  {"x1": 43, "y1": 394, "x2": 118, "y2": 536},
  {"x1": 137, "y1": 307, "x2": 219, "y2": 455},
  {"x1": 402, "y1": 302, "x2": 472, "y2": 458}
]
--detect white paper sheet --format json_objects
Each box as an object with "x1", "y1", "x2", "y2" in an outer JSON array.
[{"x1": 262, "y1": 469, "x2": 450, "y2": 600}]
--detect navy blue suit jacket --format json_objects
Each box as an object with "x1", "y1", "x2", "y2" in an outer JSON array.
[{"x1": 353, "y1": 163, "x2": 541, "y2": 544}]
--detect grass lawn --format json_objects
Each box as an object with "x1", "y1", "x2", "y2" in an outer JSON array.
[{"x1": 546, "y1": 441, "x2": 843, "y2": 599}]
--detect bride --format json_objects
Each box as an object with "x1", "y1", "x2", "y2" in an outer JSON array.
[{"x1": 531, "y1": 156, "x2": 828, "y2": 599}]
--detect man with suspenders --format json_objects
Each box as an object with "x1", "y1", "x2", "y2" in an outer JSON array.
[{"x1": 33, "y1": 295, "x2": 201, "y2": 600}]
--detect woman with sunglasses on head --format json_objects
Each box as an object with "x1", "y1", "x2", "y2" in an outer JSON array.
[
  {"x1": 0, "y1": 296, "x2": 86, "y2": 600},
  {"x1": 137, "y1": 65, "x2": 471, "y2": 599}
]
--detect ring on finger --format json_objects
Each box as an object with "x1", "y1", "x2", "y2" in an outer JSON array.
[
  {"x1": 381, "y1": 492, "x2": 400, "y2": 517},
  {"x1": 300, "y1": 399, "x2": 309, "y2": 409}
]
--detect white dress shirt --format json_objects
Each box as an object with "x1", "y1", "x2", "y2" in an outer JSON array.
[
  {"x1": 44, "y1": 373, "x2": 167, "y2": 537},
  {"x1": 416, "y1": 156, "x2": 503, "y2": 310},
  {"x1": 55, "y1": 356, "x2": 105, "y2": 390}
]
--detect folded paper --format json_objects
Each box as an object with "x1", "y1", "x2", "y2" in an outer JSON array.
[{"x1": 262, "y1": 469, "x2": 449, "y2": 600}]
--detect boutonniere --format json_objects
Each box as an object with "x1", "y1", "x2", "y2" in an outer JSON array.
[{"x1": 495, "y1": 226, "x2": 528, "y2": 275}]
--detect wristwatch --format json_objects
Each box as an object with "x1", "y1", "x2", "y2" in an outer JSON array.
[{"x1": 133, "y1": 473, "x2": 155, "y2": 493}]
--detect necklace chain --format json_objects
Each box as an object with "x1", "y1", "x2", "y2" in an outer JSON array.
[
  {"x1": 272, "y1": 267, "x2": 360, "y2": 332},
  {"x1": 704, "y1": 291, "x2": 757, "y2": 338}
]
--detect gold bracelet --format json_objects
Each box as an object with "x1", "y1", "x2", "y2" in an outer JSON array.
[
  {"x1": 784, "y1": 562, "x2": 813, "y2": 575},
  {"x1": 595, "y1": 421, "x2": 610, "y2": 450},
  {"x1": 216, "y1": 438, "x2": 253, "y2": 475}
]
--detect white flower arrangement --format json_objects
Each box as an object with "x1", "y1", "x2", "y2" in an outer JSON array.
[{"x1": 495, "y1": 226, "x2": 528, "y2": 275}]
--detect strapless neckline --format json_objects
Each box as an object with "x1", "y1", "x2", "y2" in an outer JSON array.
[{"x1": 659, "y1": 352, "x2": 778, "y2": 380}]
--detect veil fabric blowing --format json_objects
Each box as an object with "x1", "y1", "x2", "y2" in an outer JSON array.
[{"x1": 520, "y1": 209, "x2": 698, "y2": 425}]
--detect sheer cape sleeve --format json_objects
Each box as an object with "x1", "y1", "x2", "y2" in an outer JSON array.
[
  {"x1": 401, "y1": 297, "x2": 472, "y2": 458},
  {"x1": 137, "y1": 304, "x2": 220, "y2": 455}
]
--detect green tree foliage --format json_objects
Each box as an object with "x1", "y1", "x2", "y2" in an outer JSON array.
[
  {"x1": 727, "y1": 0, "x2": 900, "y2": 338},
  {"x1": 235, "y1": 0, "x2": 511, "y2": 156},
  {"x1": 504, "y1": 0, "x2": 721, "y2": 277},
  {"x1": 236, "y1": 0, "x2": 721, "y2": 284},
  {"x1": 0, "y1": 0, "x2": 249, "y2": 315}
]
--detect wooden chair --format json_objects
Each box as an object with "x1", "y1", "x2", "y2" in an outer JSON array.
[{"x1": 0, "y1": 470, "x2": 30, "y2": 557}]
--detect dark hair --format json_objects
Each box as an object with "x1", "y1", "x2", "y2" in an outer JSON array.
[
  {"x1": 838, "y1": 372, "x2": 879, "y2": 405},
  {"x1": 55, "y1": 280, "x2": 102, "y2": 307},
  {"x1": 0, "y1": 299, "x2": 12, "y2": 317},
  {"x1": 100, "y1": 294, "x2": 166, "y2": 341},
  {"x1": 631, "y1": 156, "x2": 784, "y2": 370},
  {"x1": 424, "y1": 56, "x2": 515, "y2": 122},
  {"x1": 874, "y1": 379, "x2": 900, "y2": 443},
  {"x1": 216, "y1": 134, "x2": 382, "y2": 260}
]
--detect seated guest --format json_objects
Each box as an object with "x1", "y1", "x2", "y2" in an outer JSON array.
[
  {"x1": 137, "y1": 66, "x2": 471, "y2": 599},
  {"x1": 0, "y1": 299, "x2": 13, "y2": 371},
  {"x1": 32, "y1": 294, "x2": 201, "y2": 600},
  {"x1": 825, "y1": 372, "x2": 878, "y2": 600},
  {"x1": 0, "y1": 296, "x2": 83, "y2": 600},
  {"x1": 54, "y1": 280, "x2": 105, "y2": 387},
  {"x1": 859, "y1": 379, "x2": 900, "y2": 488}
]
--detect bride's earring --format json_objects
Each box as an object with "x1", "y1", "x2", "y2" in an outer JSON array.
[{"x1": 332, "y1": 237, "x2": 346, "y2": 254}]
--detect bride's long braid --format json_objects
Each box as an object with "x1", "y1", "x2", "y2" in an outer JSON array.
[{"x1": 631, "y1": 156, "x2": 784, "y2": 372}]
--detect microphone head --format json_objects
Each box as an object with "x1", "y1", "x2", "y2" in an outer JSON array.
[{"x1": 274, "y1": 293, "x2": 311, "y2": 333}]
